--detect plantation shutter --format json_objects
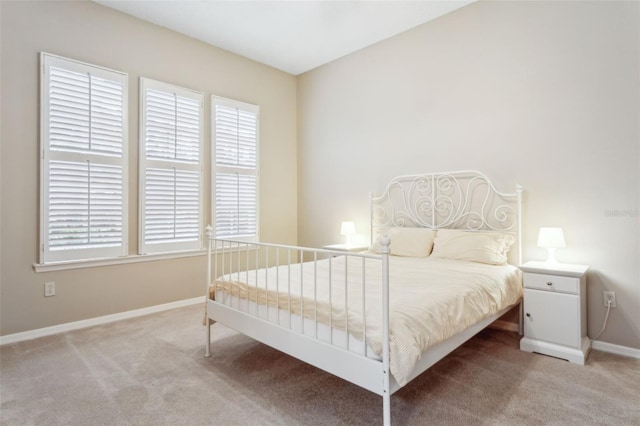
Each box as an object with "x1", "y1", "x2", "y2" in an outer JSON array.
[
  {"x1": 40, "y1": 53, "x2": 128, "y2": 263},
  {"x1": 139, "y1": 78, "x2": 203, "y2": 254},
  {"x1": 212, "y1": 97, "x2": 259, "y2": 241}
]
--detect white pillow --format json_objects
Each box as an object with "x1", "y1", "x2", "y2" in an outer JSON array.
[
  {"x1": 431, "y1": 229, "x2": 515, "y2": 265},
  {"x1": 371, "y1": 227, "x2": 436, "y2": 257}
]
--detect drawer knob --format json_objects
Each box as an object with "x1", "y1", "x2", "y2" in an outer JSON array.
[
  {"x1": 547, "y1": 281, "x2": 553, "y2": 286},
  {"x1": 526, "y1": 313, "x2": 531, "y2": 317}
]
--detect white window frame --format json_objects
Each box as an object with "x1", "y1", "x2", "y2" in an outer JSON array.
[
  {"x1": 139, "y1": 78, "x2": 204, "y2": 254},
  {"x1": 39, "y1": 52, "x2": 129, "y2": 263},
  {"x1": 211, "y1": 96, "x2": 260, "y2": 243}
]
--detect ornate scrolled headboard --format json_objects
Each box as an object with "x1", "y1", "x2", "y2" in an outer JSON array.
[{"x1": 370, "y1": 170, "x2": 523, "y2": 264}]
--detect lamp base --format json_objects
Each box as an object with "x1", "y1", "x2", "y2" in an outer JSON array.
[{"x1": 545, "y1": 248, "x2": 559, "y2": 264}]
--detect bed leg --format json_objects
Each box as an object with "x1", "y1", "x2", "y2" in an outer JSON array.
[
  {"x1": 205, "y1": 225, "x2": 214, "y2": 358},
  {"x1": 205, "y1": 322, "x2": 212, "y2": 358},
  {"x1": 383, "y1": 392, "x2": 391, "y2": 426},
  {"x1": 380, "y1": 236, "x2": 391, "y2": 426}
]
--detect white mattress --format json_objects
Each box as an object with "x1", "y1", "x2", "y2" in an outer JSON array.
[{"x1": 211, "y1": 255, "x2": 522, "y2": 386}]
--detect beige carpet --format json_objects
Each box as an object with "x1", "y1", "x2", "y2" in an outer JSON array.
[{"x1": 1, "y1": 304, "x2": 638, "y2": 425}]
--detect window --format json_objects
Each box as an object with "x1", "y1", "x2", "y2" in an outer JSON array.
[
  {"x1": 139, "y1": 78, "x2": 204, "y2": 254},
  {"x1": 212, "y1": 96, "x2": 259, "y2": 241},
  {"x1": 40, "y1": 53, "x2": 128, "y2": 263}
]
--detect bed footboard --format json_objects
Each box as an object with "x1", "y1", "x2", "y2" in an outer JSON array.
[{"x1": 204, "y1": 225, "x2": 392, "y2": 423}]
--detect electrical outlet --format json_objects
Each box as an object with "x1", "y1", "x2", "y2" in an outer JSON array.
[
  {"x1": 45, "y1": 281, "x2": 56, "y2": 297},
  {"x1": 603, "y1": 291, "x2": 616, "y2": 308}
]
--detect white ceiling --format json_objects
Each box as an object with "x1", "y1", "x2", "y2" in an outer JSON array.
[{"x1": 93, "y1": 1, "x2": 474, "y2": 75}]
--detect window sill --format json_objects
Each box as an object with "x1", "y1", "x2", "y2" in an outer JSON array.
[
  {"x1": 33, "y1": 249, "x2": 207, "y2": 273},
  {"x1": 33, "y1": 244, "x2": 261, "y2": 273}
]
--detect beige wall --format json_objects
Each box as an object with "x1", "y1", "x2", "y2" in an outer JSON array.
[
  {"x1": 298, "y1": 1, "x2": 640, "y2": 349},
  {"x1": 0, "y1": 1, "x2": 297, "y2": 335},
  {"x1": 1, "y1": 0, "x2": 638, "y2": 353}
]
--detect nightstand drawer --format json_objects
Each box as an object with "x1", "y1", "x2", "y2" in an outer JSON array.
[{"x1": 523, "y1": 272, "x2": 579, "y2": 294}]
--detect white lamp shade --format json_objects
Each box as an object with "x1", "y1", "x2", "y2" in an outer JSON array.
[
  {"x1": 340, "y1": 221, "x2": 356, "y2": 236},
  {"x1": 537, "y1": 227, "x2": 566, "y2": 249}
]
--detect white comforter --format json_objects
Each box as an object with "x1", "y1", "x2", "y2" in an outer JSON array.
[{"x1": 212, "y1": 255, "x2": 522, "y2": 386}]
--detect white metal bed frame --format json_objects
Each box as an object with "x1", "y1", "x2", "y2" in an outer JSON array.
[{"x1": 205, "y1": 170, "x2": 523, "y2": 425}]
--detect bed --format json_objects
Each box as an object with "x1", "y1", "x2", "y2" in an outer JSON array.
[{"x1": 204, "y1": 170, "x2": 523, "y2": 425}]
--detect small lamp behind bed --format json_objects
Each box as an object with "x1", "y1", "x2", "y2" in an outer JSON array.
[
  {"x1": 537, "y1": 227, "x2": 566, "y2": 263},
  {"x1": 340, "y1": 221, "x2": 356, "y2": 246}
]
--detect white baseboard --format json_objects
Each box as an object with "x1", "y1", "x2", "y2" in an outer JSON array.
[
  {"x1": 0, "y1": 296, "x2": 205, "y2": 346},
  {"x1": 591, "y1": 340, "x2": 640, "y2": 360}
]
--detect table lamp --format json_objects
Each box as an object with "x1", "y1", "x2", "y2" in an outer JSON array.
[
  {"x1": 340, "y1": 221, "x2": 356, "y2": 246},
  {"x1": 537, "y1": 227, "x2": 566, "y2": 263}
]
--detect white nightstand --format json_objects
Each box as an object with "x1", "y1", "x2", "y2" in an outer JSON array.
[
  {"x1": 322, "y1": 243, "x2": 369, "y2": 253},
  {"x1": 519, "y1": 261, "x2": 590, "y2": 364}
]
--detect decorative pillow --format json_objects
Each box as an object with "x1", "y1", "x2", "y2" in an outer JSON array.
[
  {"x1": 431, "y1": 229, "x2": 515, "y2": 265},
  {"x1": 371, "y1": 227, "x2": 436, "y2": 257}
]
